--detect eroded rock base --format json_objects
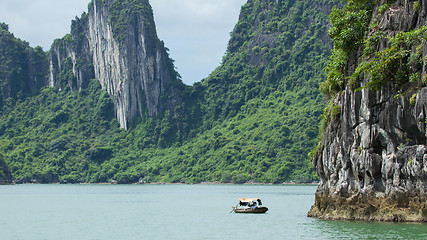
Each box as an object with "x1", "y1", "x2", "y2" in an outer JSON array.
[{"x1": 308, "y1": 191, "x2": 427, "y2": 222}]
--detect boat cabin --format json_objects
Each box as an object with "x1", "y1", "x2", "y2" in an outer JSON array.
[
  {"x1": 232, "y1": 198, "x2": 268, "y2": 213},
  {"x1": 238, "y1": 198, "x2": 263, "y2": 207}
]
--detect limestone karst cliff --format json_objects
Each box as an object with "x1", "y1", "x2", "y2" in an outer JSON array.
[
  {"x1": 49, "y1": 0, "x2": 183, "y2": 129},
  {"x1": 308, "y1": 0, "x2": 427, "y2": 222}
]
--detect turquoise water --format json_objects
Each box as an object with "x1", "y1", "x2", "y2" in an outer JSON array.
[{"x1": 0, "y1": 184, "x2": 425, "y2": 240}]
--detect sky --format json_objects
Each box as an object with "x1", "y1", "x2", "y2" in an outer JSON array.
[{"x1": 0, "y1": 0, "x2": 246, "y2": 85}]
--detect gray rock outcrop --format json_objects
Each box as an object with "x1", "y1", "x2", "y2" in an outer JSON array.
[
  {"x1": 308, "y1": 0, "x2": 427, "y2": 222},
  {"x1": 49, "y1": 0, "x2": 182, "y2": 129}
]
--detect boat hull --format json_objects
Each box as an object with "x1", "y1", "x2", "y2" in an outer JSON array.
[{"x1": 232, "y1": 206, "x2": 268, "y2": 214}]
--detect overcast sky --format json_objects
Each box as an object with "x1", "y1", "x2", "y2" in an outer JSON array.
[{"x1": 0, "y1": 0, "x2": 246, "y2": 85}]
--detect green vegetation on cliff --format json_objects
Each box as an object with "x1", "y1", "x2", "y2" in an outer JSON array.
[
  {"x1": 89, "y1": 0, "x2": 157, "y2": 45},
  {"x1": 322, "y1": 0, "x2": 426, "y2": 96},
  {"x1": 0, "y1": 23, "x2": 48, "y2": 106},
  {"x1": 189, "y1": 0, "x2": 338, "y2": 182},
  {"x1": 0, "y1": 80, "x2": 121, "y2": 183},
  {"x1": 321, "y1": 0, "x2": 375, "y2": 97},
  {"x1": 0, "y1": 0, "x2": 340, "y2": 184},
  {"x1": 0, "y1": 154, "x2": 12, "y2": 183}
]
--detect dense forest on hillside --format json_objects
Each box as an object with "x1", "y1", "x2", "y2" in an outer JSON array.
[
  {"x1": 0, "y1": 0, "x2": 340, "y2": 184},
  {"x1": 0, "y1": 23, "x2": 47, "y2": 106}
]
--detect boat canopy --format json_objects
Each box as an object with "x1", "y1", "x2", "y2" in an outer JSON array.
[
  {"x1": 238, "y1": 198, "x2": 263, "y2": 206},
  {"x1": 239, "y1": 198, "x2": 259, "y2": 203}
]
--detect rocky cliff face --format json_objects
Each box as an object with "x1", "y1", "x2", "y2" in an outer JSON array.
[
  {"x1": 49, "y1": 15, "x2": 94, "y2": 92},
  {"x1": 49, "y1": 0, "x2": 182, "y2": 129},
  {"x1": 308, "y1": 0, "x2": 427, "y2": 222}
]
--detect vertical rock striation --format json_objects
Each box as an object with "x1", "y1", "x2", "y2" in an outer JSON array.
[
  {"x1": 49, "y1": 15, "x2": 94, "y2": 92},
  {"x1": 49, "y1": 0, "x2": 182, "y2": 129},
  {"x1": 308, "y1": 0, "x2": 427, "y2": 222}
]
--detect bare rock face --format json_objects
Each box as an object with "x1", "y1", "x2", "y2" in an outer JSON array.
[
  {"x1": 49, "y1": 0, "x2": 182, "y2": 129},
  {"x1": 49, "y1": 17, "x2": 94, "y2": 92},
  {"x1": 308, "y1": 0, "x2": 427, "y2": 222}
]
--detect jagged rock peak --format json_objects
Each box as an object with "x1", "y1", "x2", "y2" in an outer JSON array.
[
  {"x1": 49, "y1": 0, "x2": 183, "y2": 129},
  {"x1": 308, "y1": 0, "x2": 427, "y2": 222}
]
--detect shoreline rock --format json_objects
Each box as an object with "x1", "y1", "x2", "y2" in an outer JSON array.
[{"x1": 308, "y1": 190, "x2": 427, "y2": 222}]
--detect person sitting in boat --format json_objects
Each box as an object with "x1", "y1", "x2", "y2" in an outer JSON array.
[{"x1": 249, "y1": 201, "x2": 258, "y2": 209}]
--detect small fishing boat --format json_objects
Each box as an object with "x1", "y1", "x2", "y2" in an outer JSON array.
[{"x1": 231, "y1": 198, "x2": 268, "y2": 214}]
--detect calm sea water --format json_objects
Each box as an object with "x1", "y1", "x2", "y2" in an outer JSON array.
[{"x1": 0, "y1": 184, "x2": 425, "y2": 240}]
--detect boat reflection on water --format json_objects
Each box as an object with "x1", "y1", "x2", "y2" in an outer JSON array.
[{"x1": 231, "y1": 198, "x2": 268, "y2": 214}]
